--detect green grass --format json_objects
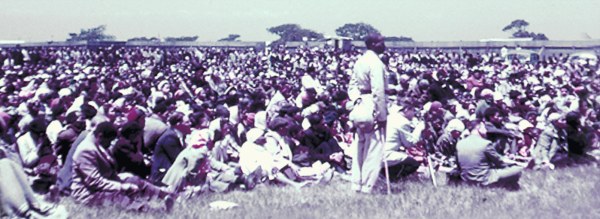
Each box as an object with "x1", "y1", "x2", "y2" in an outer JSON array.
[{"x1": 60, "y1": 163, "x2": 600, "y2": 219}]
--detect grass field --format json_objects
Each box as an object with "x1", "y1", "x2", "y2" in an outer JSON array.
[{"x1": 59, "y1": 163, "x2": 600, "y2": 219}]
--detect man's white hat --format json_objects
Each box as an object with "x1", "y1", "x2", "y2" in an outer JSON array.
[{"x1": 445, "y1": 119, "x2": 465, "y2": 133}]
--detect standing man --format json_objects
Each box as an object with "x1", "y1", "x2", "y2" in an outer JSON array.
[{"x1": 348, "y1": 34, "x2": 388, "y2": 194}]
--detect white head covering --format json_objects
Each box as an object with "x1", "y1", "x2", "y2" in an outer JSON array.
[
  {"x1": 481, "y1": 89, "x2": 493, "y2": 97},
  {"x1": 254, "y1": 111, "x2": 267, "y2": 130},
  {"x1": 445, "y1": 119, "x2": 465, "y2": 133},
  {"x1": 518, "y1": 120, "x2": 534, "y2": 132},
  {"x1": 547, "y1": 113, "x2": 562, "y2": 123}
]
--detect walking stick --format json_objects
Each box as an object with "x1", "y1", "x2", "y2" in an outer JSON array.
[
  {"x1": 426, "y1": 154, "x2": 438, "y2": 188},
  {"x1": 423, "y1": 139, "x2": 438, "y2": 188},
  {"x1": 380, "y1": 126, "x2": 392, "y2": 195}
]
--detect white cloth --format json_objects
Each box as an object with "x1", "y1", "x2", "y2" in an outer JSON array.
[
  {"x1": 384, "y1": 110, "x2": 424, "y2": 166},
  {"x1": 46, "y1": 120, "x2": 64, "y2": 145},
  {"x1": 348, "y1": 50, "x2": 388, "y2": 122},
  {"x1": 16, "y1": 132, "x2": 39, "y2": 167}
]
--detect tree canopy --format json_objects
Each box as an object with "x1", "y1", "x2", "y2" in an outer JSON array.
[
  {"x1": 502, "y1": 19, "x2": 530, "y2": 33},
  {"x1": 164, "y1": 36, "x2": 199, "y2": 42},
  {"x1": 127, "y1": 37, "x2": 160, "y2": 42},
  {"x1": 335, "y1": 23, "x2": 380, "y2": 40},
  {"x1": 502, "y1": 19, "x2": 548, "y2": 41},
  {"x1": 384, "y1": 36, "x2": 414, "y2": 42},
  {"x1": 267, "y1": 24, "x2": 324, "y2": 44},
  {"x1": 218, "y1": 34, "x2": 241, "y2": 42},
  {"x1": 66, "y1": 25, "x2": 115, "y2": 42}
]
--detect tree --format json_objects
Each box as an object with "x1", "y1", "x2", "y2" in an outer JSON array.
[
  {"x1": 218, "y1": 34, "x2": 241, "y2": 42},
  {"x1": 502, "y1": 19, "x2": 530, "y2": 33},
  {"x1": 502, "y1": 19, "x2": 549, "y2": 41},
  {"x1": 127, "y1": 37, "x2": 160, "y2": 42},
  {"x1": 164, "y1": 36, "x2": 198, "y2": 42},
  {"x1": 384, "y1": 36, "x2": 414, "y2": 42},
  {"x1": 267, "y1": 24, "x2": 324, "y2": 44},
  {"x1": 335, "y1": 23, "x2": 380, "y2": 40},
  {"x1": 531, "y1": 33, "x2": 549, "y2": 41},
  {"x1": 66, "y1": 25, "x2": 115, "y2": 42}
]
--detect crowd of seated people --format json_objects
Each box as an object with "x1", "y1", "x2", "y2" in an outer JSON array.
[{"x1": 0, "y1": 44, "x2": 598, "y2": 216}]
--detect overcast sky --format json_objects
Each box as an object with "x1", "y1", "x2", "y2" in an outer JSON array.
[{"x1": 1, "y1": 0, "x2": 599, "y2": 42}]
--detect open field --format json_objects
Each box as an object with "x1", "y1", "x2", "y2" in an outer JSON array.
[{"x1": 58, "y1": 163, "x2": 600, "y2": 219}]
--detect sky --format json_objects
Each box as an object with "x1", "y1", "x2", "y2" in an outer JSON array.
[{"x1": 1, "y1": 0, "x2": 599, "y2": 42}]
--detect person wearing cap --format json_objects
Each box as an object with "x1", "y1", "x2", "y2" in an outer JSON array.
[{"x1": 347, "y1": 33, "x2": 388, "y2": 194}]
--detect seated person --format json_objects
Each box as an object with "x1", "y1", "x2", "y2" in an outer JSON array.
[
  {"x1": 71, "y1": 122, "x2": 175, "y2": 212},
  {"x1": 300, "y1": 114, "x2": 346, "y2": 172},
  {"x1": 434, "y1": 119, "x2": 466, "y2": 167},
  {"x1": 456, "y1": 134, "x2": 524, "y2": 190},
  {"x1": 16, "y1": 117, "x2": 59, "y2": 194},
  {"x1": 532, "y1": 113, "x2": 568, "y2": 170},
  {"x1": 0, "y1": 148, "x2": 66, "y2": 218},
  {"x1": 112, "y1": 121, "x2": 150, "y2": 178},
  {"x1": 150, "y1": 112, "x2": 185, "y2": 184},
  {"x1": 384, "y1": 104, "x2": 422, "y2": 181}
]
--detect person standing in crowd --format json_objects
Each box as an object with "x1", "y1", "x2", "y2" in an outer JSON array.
[{"x1": 348, "y1": 33, "x2": 388, "y2": 194}]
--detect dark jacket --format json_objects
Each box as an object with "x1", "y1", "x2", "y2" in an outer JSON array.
[{"x1": 150, "y1": 128, "x2": 183, "y2": 183}]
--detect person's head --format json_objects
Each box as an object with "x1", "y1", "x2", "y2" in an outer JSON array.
[
  {"x1": 215, "y1": 105, "x2": 230, "y2": 121},
  {"x1": 120, "y1": 121, "x2": 143, "y2": 142},
  {"x1": 127, "y1": 108, "x2": 146, "y2": 128},
  {"x1": 445, "y1": 119, "x2": 465, "y2": 139},
  {"x1": 286, "y1": 123, "x2": 304, "y2": 140},
  {"x1": 51, "y1": 104, "x2": 66, "y2": 120},
  {"x1": 269, "y1": 117, "x2": 290, "y2": 136},
  {"x1": 484, "y1": 107, "x2": 502, "y2": 125},
  {"x1": 189, "y1": 111, "x2": 208, "y2": 128},
  {"x1": 547, "y1": 113, "x2": 565, "y2": 128},
  {"x1": 28, "y1": 117, "x2": 48, "y2": 135},
  {"x1": 80, "y1": 103, "x2": 98, "y2": 120},
  {"x1": 365, "y1": 33, "x2": 386, "y2": 54},
  {"x1": 480, "y1": 89, "x2": 494, "y2": 102},
  {"x1": 93, "y1": 122, "x2": 118, "y2": 148},
  {"x1": 307, "y1": 113, "x2": 322, "y2": 127},
  {"x1": 168, "y1": 111, "x2": 185, "y2": 126},
  {"x1": 565, "y1": 111, "x2": 581, "y2": 128},
  {"x1": 418, "y1": 79, "x2": 430, "y2": 91},
  {"x1": 404, "y1": 106, "x2": 416, "y2": 120}
]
